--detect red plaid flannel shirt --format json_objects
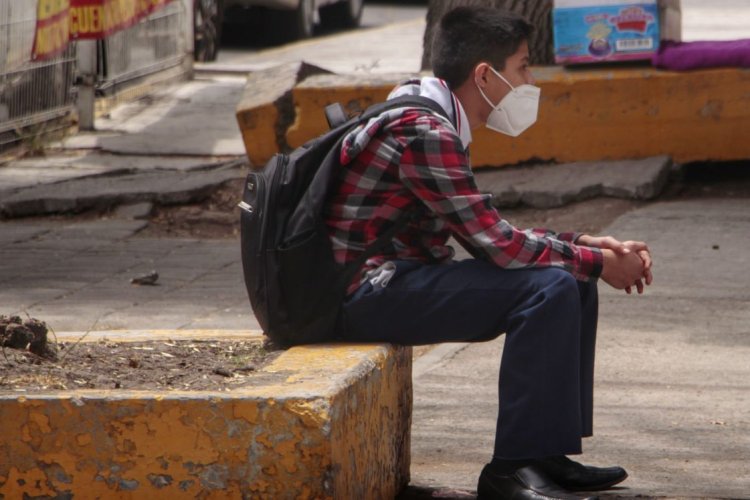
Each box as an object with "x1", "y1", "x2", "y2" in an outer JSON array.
[{"x1": 324, "y1": 108, "x2": 603, "y2": 295}]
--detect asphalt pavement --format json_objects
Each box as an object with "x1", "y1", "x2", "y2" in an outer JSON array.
[{"x1": 2, "y1": 3, "x2": 750, "y2": 498}]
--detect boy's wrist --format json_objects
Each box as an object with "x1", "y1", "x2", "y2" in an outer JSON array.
[{"x1": 600, "y1": 249, "x2": 616, "y2": 279}]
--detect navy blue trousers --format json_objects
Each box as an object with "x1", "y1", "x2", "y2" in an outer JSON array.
[{"x1": 339, "y1": 259, "x2": 598, "y2": 460}]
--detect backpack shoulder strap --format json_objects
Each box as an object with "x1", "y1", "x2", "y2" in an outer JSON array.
[
  {"x1": 293, "y1": 96, "x2": 446, "y2": 294},
  {"x1": 362, "y1": 94, "x2": 450, "y2": 123},
  {"x1": 325, "y1": 95, "x2": 451, "y2": 132}
]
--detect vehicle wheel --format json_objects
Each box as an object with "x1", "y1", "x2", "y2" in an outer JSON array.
[
  {"x1": 319, "y1": 0, "x2": 363, "y2": 30},
  {"x1": 276, "y1": 0, "x2": 315, "y2": 41},
  {"x1": 194, "y1": 0, "x2": 224, "y2": 62}
]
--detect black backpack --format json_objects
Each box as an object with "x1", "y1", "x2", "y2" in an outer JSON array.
[{"x1": 239, "y1": 95, "x2": 449, "y2": 347}]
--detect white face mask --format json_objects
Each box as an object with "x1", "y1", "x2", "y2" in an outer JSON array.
[{"x1": 477, "y1": 66, "x2": 541, "y2": 137}]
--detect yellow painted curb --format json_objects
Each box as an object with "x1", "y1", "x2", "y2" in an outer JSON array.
[
  {"x1": 0, "y1": 338, "x2": 413, "y2": 499},
  {"x1": 237, "y1": 65, "x2": 750, "y2": 168}
]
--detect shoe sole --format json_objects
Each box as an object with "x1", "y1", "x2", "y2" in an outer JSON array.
[{"x1": 568, "y1": 471, "x2": 628, "y2": 492}]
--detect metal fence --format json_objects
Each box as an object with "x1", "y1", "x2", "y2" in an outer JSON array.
[
  {"x1": 97, "y1": 0, "x2": 188, "y2": 93},
  {"x1": 0, "y1": 1, "x2": 77, "y2": 148},
  {"x1": 0, "y1": 1, "x2": 190, "y2": 146}
]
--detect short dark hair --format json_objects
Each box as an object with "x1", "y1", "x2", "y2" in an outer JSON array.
[{"x1": 431, "y1": 7, "x2": 533, "y2": 90}]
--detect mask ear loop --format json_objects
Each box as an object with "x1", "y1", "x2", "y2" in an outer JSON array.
[
  {"x1": 476, "y1": 74, "x2": 499, "y2": 110},
  {"x1": 488, "y1": 66, "x2": 516, "y2": 92},
  {"x1": 474, "y1": 62, "x2": 493, "y2": 92},
  {"x1": 474, "y1": 63, "x2": 496, "y2": 111},
  {"x1": 477, "y1": 64, "x2": 515, "y2": 111}
]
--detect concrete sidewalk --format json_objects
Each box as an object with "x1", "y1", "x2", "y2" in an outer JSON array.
[
  {"x1": 2, "y1": 188, "x2": 748, "y2": 499},
  {"x1": 2, "y1": 3, "x2": 750, "y2": 497},
  {"x1": 406, "y1": 198, "x2": 750, "y2": 499}
]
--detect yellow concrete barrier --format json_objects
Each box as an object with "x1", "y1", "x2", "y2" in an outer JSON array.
[
  {"x1": 236, "y1": 62, "x2": 331, "y2": 168},
  {"x1": 471, "y1": 66, "x2": 750, "y2": 166},
  {"x1": 0, "y1": 337, "x2": 412, "y2": 499},
  {"x1": 237, "y1": 66, "x2": 750, "y2": 168}
]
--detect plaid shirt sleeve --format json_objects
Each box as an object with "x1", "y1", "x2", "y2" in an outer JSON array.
[{"x1": 397, "y1": 123, "x2": 603, "y2": 281}]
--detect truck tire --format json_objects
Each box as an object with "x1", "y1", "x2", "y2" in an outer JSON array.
[
  {"x1": 319, "y1": 0, "x2": 363, "y2": 30},
  {"x1": 277, "y1": 0, "x2": 315, "y2": 40}
]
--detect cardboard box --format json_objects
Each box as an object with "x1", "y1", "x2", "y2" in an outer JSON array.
[{"x1": 553, "y1": 0, "x2": 661, "y2": 64}]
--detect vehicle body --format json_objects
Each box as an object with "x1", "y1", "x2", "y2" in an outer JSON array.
[
  {"x1": 224, "y1": 0, "x2": 364, "y2": 40},
  {"x1": 194, "y1": 0, "x2": 364, "y2": 61}
]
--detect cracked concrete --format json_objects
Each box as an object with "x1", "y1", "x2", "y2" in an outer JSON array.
[
  {"x1": 1, "y1": 74, "x2": 249, "y2": 219},
  {"x1": 0, "y1": 159, "x2": 245, "y2": 217},
  {"x1": 235, "y1": 61, "x2": 332, "y2": 166},
  {"x1": 474, "y1": 156, "x2": 673, "y2": 209}
]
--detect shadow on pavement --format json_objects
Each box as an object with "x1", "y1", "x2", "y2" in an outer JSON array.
[
  {"x1": 397, "y1": 485, "x2": 646, "y2": 499},
  {"x1": 397, "y1": 485, "x2": 475, "y2": 499}
]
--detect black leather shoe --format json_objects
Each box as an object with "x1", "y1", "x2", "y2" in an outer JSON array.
[
  {"x1": 535, "y1": 456, "x2": 628, "y2": 491},
  {"x1": 477, "y1": 464, "x2": 599, "y2": 500}
]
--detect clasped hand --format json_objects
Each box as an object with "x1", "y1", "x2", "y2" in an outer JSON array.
[{"x1": 577, "y1": 235, "x2": 653, "y2": 294}]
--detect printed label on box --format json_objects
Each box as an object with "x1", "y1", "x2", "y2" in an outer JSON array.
[{"x1": 553, "y1": 2, "x2": 660, "y2": 64}]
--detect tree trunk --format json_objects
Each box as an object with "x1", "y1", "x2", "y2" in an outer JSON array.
[{"x1": 421, "y1": 0, "x2": 554, "y2": 70}]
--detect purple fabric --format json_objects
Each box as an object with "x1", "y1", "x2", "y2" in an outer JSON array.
[{"x1": 652, "y1": 39, "x2": 750, "y2": 71}]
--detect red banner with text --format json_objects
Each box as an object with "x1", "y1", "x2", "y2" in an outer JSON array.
[
  {"x1": 69, "y1": 0, "x2": 175, "y2": 39},
  {"x1": 33, "y1": 0, "x2": 175, "y2": 60},
  {"x1": 33, "y1": 0, "x2": 72, "y2": 61}
]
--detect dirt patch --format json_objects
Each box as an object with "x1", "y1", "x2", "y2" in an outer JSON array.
[
  {"x1": 1, "y1": 316, "x2": 280, "y2": 393},
  {"x1": 138, "y1": 177, "x2": 244, "y2": 239},
  {"x1": 139, "y1": 161, "x2": 750, "y2": 240},
  {"x1": 501, "y1": 197, "x2": 645, "y2": 237}
]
